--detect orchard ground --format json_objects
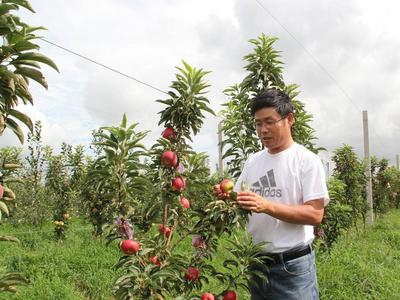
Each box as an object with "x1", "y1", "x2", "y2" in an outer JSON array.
[{"x1": 1, "y1": 209, "x2": 400, "y2": 299}]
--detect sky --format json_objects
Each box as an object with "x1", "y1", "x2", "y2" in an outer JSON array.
[{"x1": 2, "y1": 0, "x2": 399, "y2": 171}]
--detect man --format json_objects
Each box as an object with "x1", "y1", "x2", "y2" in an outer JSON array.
[{"x1": 235, "y1": 88, "x2": 329, "y2": 299}]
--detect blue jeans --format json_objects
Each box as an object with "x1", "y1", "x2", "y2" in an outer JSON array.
[{"x1": 249, "y1": 251, "x2": 319, "y2": 300}]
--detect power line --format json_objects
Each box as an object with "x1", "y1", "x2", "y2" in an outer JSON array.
[
  {"x1": 253, "y1": 0, "x2": 388, "y2": 151},
  {"x1": 40, "y1": 38, "x2": 168, "y2": 95}
]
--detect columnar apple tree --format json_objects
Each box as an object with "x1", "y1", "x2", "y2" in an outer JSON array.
[
  {"x1": 83, "y1": 116, "x2": 149, "y2": 236},
  {"x1": 220, "y1": 34, "x2": 321, "y2": 179},
  {"x1": 106, "y1": 62, "x2": 267, "y2": 299}
]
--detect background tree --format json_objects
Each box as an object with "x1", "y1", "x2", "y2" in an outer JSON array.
[
  {"x1": 83, "y1": 115, "x2": 149, "y2": 235},
  {"x1": 220, "y1": 34, "x2": 321, "y2": 179},
  {"x1": 331, "y1": 145, "x2": 367, "y2": 226}
]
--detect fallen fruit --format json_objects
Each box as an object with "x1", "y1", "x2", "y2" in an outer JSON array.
[
  {"x1": 120, "y1": 239, "x2": 140, "y2": 255},
  {"x1": 63, "y1": 213, "x2": 70, "y2": 220},
  {"x1": 0, "y1": 184, "x2": 3, "y2": 198}
]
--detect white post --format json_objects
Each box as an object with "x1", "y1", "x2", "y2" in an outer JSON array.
[{"x1": 363, "y1": 111, "x2": 374, "y2": 224}]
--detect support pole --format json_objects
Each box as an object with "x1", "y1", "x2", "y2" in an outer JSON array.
[{"x1": 363, "y1": 110, "x2": 374, "y2": 224}]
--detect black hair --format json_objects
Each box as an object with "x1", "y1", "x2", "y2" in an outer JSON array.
[{"x1": 250, "y1": 88, "x2": 294, "y2": 116}]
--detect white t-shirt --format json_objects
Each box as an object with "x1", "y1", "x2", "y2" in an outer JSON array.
[{"x1": 234, "y1": 143, "x2": 329, "y2": 253}]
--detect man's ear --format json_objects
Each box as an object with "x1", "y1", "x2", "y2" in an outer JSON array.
[{"x1": 287, "y1": 112, "x2": 295, "y2": 126}]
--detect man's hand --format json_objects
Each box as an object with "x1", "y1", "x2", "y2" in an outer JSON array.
[{"x1": 236, "y1": 191, "x2": 270, "y2": 213}]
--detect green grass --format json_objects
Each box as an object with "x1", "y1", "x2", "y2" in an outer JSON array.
[
  {"x1": 317, "y1": 210, "x2": 400, "y2": 299},
  {"x1": 0, "y1": 219, "x2": 120, "y2": 299},
  {"x1": 1, "y1": 210, "x2": 400, "y2": 299}
]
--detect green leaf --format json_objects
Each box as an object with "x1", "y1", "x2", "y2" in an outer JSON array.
[
  {"x1": 8, "y1": 109, "x2": 33, "y2": 132},
  {"x1": 5, "y1": 117, "x2": 24, "y2": 143},
  {"x1": 12, "y1": 40, "x2": 40, "y2": 52},
  {"x1": 0, "y1": 201, "x2": 9, "y2": 216},
  {"x1": 25, "y1": 25, "x2": 46, "y2": 33},
  {"x1": 121, "y1": 113, "x2": 127, "y2": 128},
  {"x1": 0, "y1": 4, "x2": 18, "y2": 16},
  {"x1": 14, "y1": 66, "x2": 47, "y2": 89},
  {"x1": 13, "y1": 52, "x2": 59, "y2": 72},
  {"x1": 2, "y1": 0, "x2": 35, "y2": 13}
]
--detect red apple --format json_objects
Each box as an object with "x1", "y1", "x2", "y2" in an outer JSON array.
[
  {"x1": 185, "y1": 267, "x2": 200, "y2": 281},
  {"x1": 159, "y1": 224, "x2": 172, "y2": 238},
  {"x1": 159, "y1": 224, "x2": 165, "y2": 234},
  {"x1": 150, "y1": 255, "x2": 161, "y2": 267},
  {"x1": 161, "y1": 150, "x2": 178, "y2": 168},
  {"x1": 223, "y1": 290, "x2": 237, "y2": 300},
  {"x1": 162, "y1": 126, "x2": 176, "y2": 140},
  {"x1": 0, "y1": 184, "x2": 3, "y2": 198},
  {"x1": 180, "y1": 196, "x2": 190, "y2": 209},
  {"x1": 171, "y1": 176, "x2": 185, "y2": 192},
  {"x1": 220, "y1": 179, "x2": 234, "y2": 193},
  {"x1": 164, "y1": 227, "x2": 172, "y2": 238},
  {"x1": 201, "y1": 293, "x2": 215, "y2": 300},
  {"x1": 120, "y1": 239, "x2": 140, "y2": 255}
]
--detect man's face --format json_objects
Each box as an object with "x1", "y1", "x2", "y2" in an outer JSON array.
[{"x1": 254, "y1": 107, "x2": 294, "y2": 153}]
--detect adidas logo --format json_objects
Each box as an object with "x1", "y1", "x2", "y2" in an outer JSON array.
[{"x1": 251, "y1": 169, "x2": 282, "y2": 198}]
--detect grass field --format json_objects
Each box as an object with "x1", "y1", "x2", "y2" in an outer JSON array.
[{"x1": 1, "y1": 210, "x2": 400, "y2": 299}]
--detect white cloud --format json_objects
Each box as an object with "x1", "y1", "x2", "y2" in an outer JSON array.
[{"x1": 2, "y1": 0, "x2": 399, "y2": 169}]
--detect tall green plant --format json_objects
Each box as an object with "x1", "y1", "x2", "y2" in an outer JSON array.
[
  {"x1": 315, "y1": 178, "x2": 352, "y2": 251},
  {"x1": 84, "y1": 114, "x2": 149, "y2": 235},
  {"x1": 373, "y1": 159, "x2": 400, "y2": 215},
  {"x1": 45, "y1": 143, "x2": 73, "y2": 240},
  {"x1": 332, "y1": 145, "x2": 367, "y2": 225},
  {"x1": 17, "y1": 121, "x2": 50, "y2": 225},
  {"x1": 108, "y1": 61, "x2": 265, "y2": 300},
  {"x1": 220, "y1": 34, "x2": 321, "y2": 179}
]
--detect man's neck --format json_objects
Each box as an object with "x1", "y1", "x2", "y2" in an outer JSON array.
[{"x1": 267, "y1": 139, "x2": 294, "y2": 154}]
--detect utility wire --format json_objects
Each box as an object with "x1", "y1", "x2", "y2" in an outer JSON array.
[
  {"x1": 40, "y1": 38, "x2": 169, "y2": 95},
  {"x1": 254, "y1": 0, "x2": 388, "y2": 151}
]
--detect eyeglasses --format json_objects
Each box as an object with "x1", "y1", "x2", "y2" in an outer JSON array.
[{"x1": 255, "y1": 116, "x2": 287, "y2": 129}]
